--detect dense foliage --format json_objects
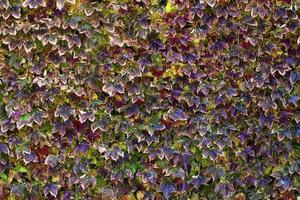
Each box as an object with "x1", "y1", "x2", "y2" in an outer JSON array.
[{"x1": 0, "y1": 0, "x2": 299, "y2": 199}]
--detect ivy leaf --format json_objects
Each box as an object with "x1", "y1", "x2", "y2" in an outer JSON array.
[
  {"x1": 14, "y1": 165, "x2": 28, "y2": 173},
  {"x1": 165, "y1": 0, "x2": 177, "y2": 13},
  {"x1": 20, "y1": 113, "x2": 30, "y2": 122},
  {"x1": 159, "y1": 182, "x2": 176, "y2": 199},
  {"x1": 0, "y1": 173, "x2": 8, "y2": 181}
]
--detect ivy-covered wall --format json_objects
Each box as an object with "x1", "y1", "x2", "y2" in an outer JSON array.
[{"x1": 0, "y1": 0, "x2": 299, "y2": 199}]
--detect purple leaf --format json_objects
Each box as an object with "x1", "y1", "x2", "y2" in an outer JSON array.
[
  {"x1": 91, "y1": 120, "x2": 107, "y2": 132},
  {"x1": 245, "y1": 146, "x2": 255, "y2": 157},
  {"x1": 44, "y1": 183, "x2": 58, "y2": 197},
  {"x1": 78, "y1": 111, "x2": 95, "y2": 123},
  {"x1": 0, "y1": 143, "x2": 9, "y2": 154},
  {"x1": 54, "y1": 105, "x2": 74, "y2": 121},
  {"x1": 189, "y1": 175, "x2": 206, "y2": 189},
  {"x1": 276, "y1": 177, "x2": 291, "y2": 191},
  {"x1": 22, "y1": 0, "x2": 45, "y2": 8},
  {"x1": 56, "y1": 0, "x2": 64, "y2": 10},
  {"x1": 45, "y1": 155, "x2": 61, "y2": 167},
  {"x1": 183, "y1": 53, "x2": 198, "y2": 64},
  {"x1": 74, "y1": 141, "x2": 89, "y2": 154},
  {"x1": 48, "y1": 51, "x2": 62, "y2": 65},
  {"x1": 166, "y1": 51, "x2": 182, "y2": 64},
  {"x1": 11, "y1": 184, "x2": 24, "y2": 197},
  {"x1": 205, "y1": 0, "x2": 216, "y2": 8},
  {"x1": 137, "y1": 56, "x2": 152, "y2": 71},
  {"x1": 290, "y1": 71, "x2": 299, "y2": 85},
  {"x1": 23, "y1": 152, "x2": 37, "y2": 164},
  {"x1": 49, "y1": 183, "x2": 58, "y2": 197},
  {"x1": 11, "y1": 6, "x2": 21, "y2": 19},
  {"x1": 159, "y1": 183, "x2": 176, "y2": 199},
  {"x1": 169, "y1": 109, "x2": 188, "y2": 121},
  {"x1": 102, "y1": 83, "x2": 124, "y2": 96},
  {"x1": 214, "y1": 183, "x2": 234, "y2": 198},
  {"x1": 181, "y1": 152, "x2": 193, "y2": 171},
  {"x1": 149, "y1": 40, "x2": 165, "y2": 52},
  {"x1": 288, "y1": 95, "x2": 300, "y2": 106}
]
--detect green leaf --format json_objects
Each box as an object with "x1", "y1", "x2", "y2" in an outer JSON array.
[
  {"x1": 156, "y1": 160, "x2": 166, "y2": 168},
  {"x1": 34, "y1": 39, "x2": 43, "y2": 49},
  {"x1": 264, "y1": 166, "x2": 273, "y2": 175},
  {"x1": 201, "y1": 158, "x2": 210, "y2": 168},
  {"x1": 294, "y1": 176, "x2": 300, "y2": 188},
  {"x1": 20, "y1": 113, "x2": 30, "y2": 122},
  {"x1": 96, "y1": 175, "x2": 106, "y2": 188},
  {"x1": 8, "y1": 54, "x2": 21, "y2": 68},
  {"x1": 165, "y1": 0, "x2": 177, "y2": 13},
  {"x1": 293, "y1": 144, "x2": 300, "y2": 157},
  {"x1": 40, "y1": 122, "x2": 52, "y2": 136},
  {"x1": 0, "y1": 172, "x2": 8, "y2": 181},
  {"x1": 125, "y1": 161, "x2": 140, "y2": 174},
  {"x1": 14, "y1": 165, "x2": 28, "y2": 173}
]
